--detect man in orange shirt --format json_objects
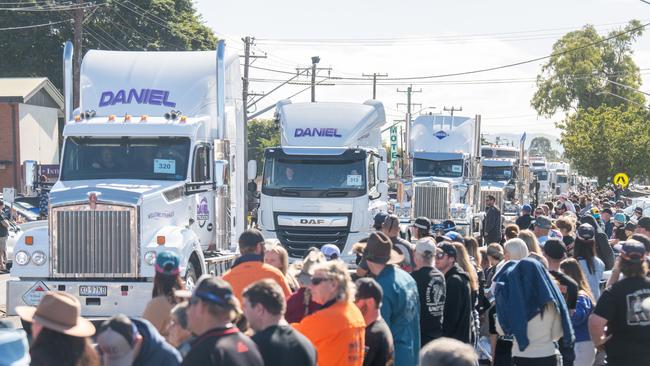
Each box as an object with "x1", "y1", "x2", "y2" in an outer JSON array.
[
  {"x1": 222, "y1": 229, "x2": 292, "y2": 303},
  {"x1": 293, "y1": 261, "x2": 366, "y2": 366}
]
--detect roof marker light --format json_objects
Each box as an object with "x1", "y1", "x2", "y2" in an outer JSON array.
[
  {"x1": 140, "y1": 115, "x2": 147, "y2": 122},
  {"x1": 108, "y1": 115, "x2": 116, "y2": 122},
  {"x1": 74, "y1": 115, "x2": 82, "y2": 122},
  {"x1": 124, "y1": 114, "x2": 132, "y2": 122},
  {"x1": 179, "y1": 115, "x2": 187, "y2": 123}
]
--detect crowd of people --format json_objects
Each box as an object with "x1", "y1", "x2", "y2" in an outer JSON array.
[{"x1": 1, "y1": 188, "x2": 650, "y2": 366}]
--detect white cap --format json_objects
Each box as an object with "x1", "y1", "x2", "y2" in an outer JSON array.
[{"x1": 415, "y1": 238, "x2": 436, "y2": 256}]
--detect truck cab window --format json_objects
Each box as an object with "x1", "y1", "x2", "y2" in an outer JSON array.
[{"x1": 193, "y1": 145, "x2": 212, "y2": 182}]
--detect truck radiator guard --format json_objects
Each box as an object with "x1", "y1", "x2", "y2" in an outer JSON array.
[
  {"x1": 413, "y1": 184, "x2": 450, "y2": 220},
  {"x1": 480, "y1": 189, "x2": 504, "y2": 212},
  {"x1": 274, "y1": 213, "x2": 351, "y2": 258},
  {"x1": 51, "y1": 204, "x2": 138, "y2": 278}
]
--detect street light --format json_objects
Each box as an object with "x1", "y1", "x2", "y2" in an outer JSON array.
[{"x1": 310, "y1": 56, "x2": 320, "y2": 102}]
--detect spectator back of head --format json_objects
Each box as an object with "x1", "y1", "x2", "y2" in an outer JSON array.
[{"x1": 419, "y1": 337, "x2": 478, "y2": 366}]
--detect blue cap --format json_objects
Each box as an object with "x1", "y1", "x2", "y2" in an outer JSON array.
[
  {"x1": 320, "y1": 244, "x2": 341, "y2": 261},
  {"x1": 155, "y1": 251, "x2": 180, "y2": 276},
  {"x1": 613, "y1": 213, "x2": 627, "y2": 224},
  {"x1": 0, "y1": 328, "x2": 30, "y2": 366},
  {"x1": 522, "y1": 204, "x2": 532, "y2": 213},
  {"x1": 446, "y1": 231, "x2": 462, "y2": 242}
]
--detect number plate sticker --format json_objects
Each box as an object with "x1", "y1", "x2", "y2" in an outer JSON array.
[
  {"x1": 79, "y1": 285, "x2": 108, "y2": 297},
  {"x1": 154, "y1": 159, "x2": 176, "y2": 174},
  {"x1": 347, "y1": 174, "x2": 362, "y2": 186}
]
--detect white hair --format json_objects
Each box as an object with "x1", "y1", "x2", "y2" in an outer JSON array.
[{"x1": 504, "y1": 238, "x2": 530, "y2": 260}]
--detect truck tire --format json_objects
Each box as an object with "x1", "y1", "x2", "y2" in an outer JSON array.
[{"x1": 185, "y1": 260, "x2": 199, "y2": 291}]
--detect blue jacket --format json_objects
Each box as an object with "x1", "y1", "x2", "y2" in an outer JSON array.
[
  {"x1": 571, "y1": 294, "x2": 593, "y2": 343},
  {"x1": 375, "y1": 265, "x2": 421, "y2": 366},
  {"x1": 132, "y1": 318, "x2": 183, "y2": 366},
  {"x1": 495, "y1": 258, "x2": 574, "y2": 351}
]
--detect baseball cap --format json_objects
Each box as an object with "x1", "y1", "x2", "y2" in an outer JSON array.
[
  {"x1": 446, "y1": 231, "x2": 462, "y2": 242},
  {"x1": 602, "y1": 208, "x2": 613, "y2": 215},
  {"x1": 97, "y1": 315, "x2": 139, "y2": 366},
  {"x1": 635, "y1": 207, "x2": 644, "y2": 214},
  {"x1": 412, "y1": 217, "x2": 431, "y2": 230},
  {"x1": 534, "y1": 216, "x2": 552, "y2": 230},
  {"x1": 442, "y1": 220, "x2": 456, "y2": 233},
  {"x1": 355, "y1": 277, "x2": 383, "y2": 306},
  {"x1": 522, "y1": 204, "x2": 532, "y2": 213},
  {"x1": 373, "y1": 212, "x2": 388, "y2": 230},
  {"x1": 615, "y1": 241, "x2": 646, "y2": 262},
  {"x1": 576, "y1": 223, "x2": 595, "y2": 241},
  {"x1": 175, "y1": 275, "x2": 236, "y2": 309},
  {"x1": 320, "y1": 244, "x2": 341, "y2": 261},
  {"x1": 363, "y1": 231, "x2": 403, "y2": 265},
  {"x1": 238, "y1": 229, "x2": 265, "y2": 249},
  {"x1": 591, "y1": 207, "x2": 600, "y2": 215},
  {"x1": 543, "y1": 238, "x2": 567, "y2": 260},
  {"x1": 437, "y1": 243, "x2": 457, "y2": 258},
  {"x1": 625, "y1": 222, "x2": 637, "y2": 232},
  {"x1": 415, "y1": 238, "x2": 437, "y2": 256},
  {"x1": 613, "y1": 212, "x2": 627, "y2": 224},
  {"x1": 155, "y1": 251, "x2": 180, "y2": 276},
  {"x1": 638, "y1": 217, "x2": 650, "y2": 232}
]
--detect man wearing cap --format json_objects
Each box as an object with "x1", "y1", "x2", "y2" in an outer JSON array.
[
  {"x1": 96, "y1": 314, "x2": 182, "y2": 366},
  {"x1": 601, "y1": 208, "x2": 614, "y2": 238},
  {"x1": 532, "y1": 215, "x2": 552, "y2": 246},
  {"x1": 382, "y1": 214, "x2": 415, "y2": 272},
  {"x1": 242, "y1": 279, "x2": 316, "y2": 366},
  {"x1": 373, "y1": 212, "x2": 388, "y2": 231},
  {"x1": 179, "y1": 276, "x2": 263, "y2": 366},
  {"x1": 482, "y1": 195, "x2": 502, "y2": 245},
  {"x1": 633, "y1": 207, "x2": 644, "y2": 222},
  {"x1": 516, "y1": 204, "x2": 533, "y2": 231},
  {"x1": 434, "y1": 243, "x2": 472, "y2": 344},
  {"x1": 321, "y1": 243, "x2": 341, "y2": 261},
  {"x1": 354, "y1": 278, "x2": 394, "y2": 366},
  {"x1": 363, "y1": 231, "x2": 420, "y2": 366},
  {"x1": 222, "y1": 229, "x2": 291, "y2": 303},
  {"x1": 410, "y1": 238, "x2": 445, "y2": 346},
  {"x1": 411, "y1": 216, "x2": 432, "y2": 241},
  {"x1": 589, "y1": 241, "x2": 650, "y2": 366}
]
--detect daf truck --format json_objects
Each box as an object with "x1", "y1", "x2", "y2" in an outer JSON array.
[
  {"x1": 257, "y1": 100, "x2": 388, "y2": 264},
  {"x1": 7, "y1": 40, "x2": 247, "y2": 317}
]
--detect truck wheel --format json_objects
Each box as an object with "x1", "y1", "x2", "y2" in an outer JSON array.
[{"x1": 185, "y1": 261, "x2": 198, "y2": 291}]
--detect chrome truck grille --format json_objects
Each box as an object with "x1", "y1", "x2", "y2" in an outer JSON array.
[
  {"x1": 413, "y1": 184, "x2": 450, "y2": 220},
  {"x1": 51, "y1": 204, "x2": 138, "y2": 278},
  {"x1": 480, "y1": 189, "x2": 504, "y2": 212}
]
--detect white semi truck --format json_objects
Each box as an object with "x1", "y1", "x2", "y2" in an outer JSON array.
[
  {"x1": 7, "y1": 40, "x2": 247, "y2": 317},
  {"x1": 402, "y1": 114, "x2": 482, "y2": 236},
  {"x1": 529, "y1": 156, "x2": 551, "y2": 202},
  {"x1": 548, "y1": 161, "x2": 570, "y2": 195},
  {"x1": 480, "y1": 143, "x2": 530, "y2": 220},
  {"x1": 257, "y1": 100, "x2": 388, "y2": 264}
]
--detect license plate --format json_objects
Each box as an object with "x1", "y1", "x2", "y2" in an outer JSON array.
[{"x1": 79, "y1": 285, "x2": 108, "y2": 297}]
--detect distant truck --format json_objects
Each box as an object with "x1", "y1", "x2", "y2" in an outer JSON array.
[
  {"x1": 7, "y1": 40, "x2": 247, "y2": 317},
  {"x1": 529, "y1": 156, "x2": 551, "y2": 202},
  {"x1": 257, "y1": 100, "x2": 388, "y2": 264},
  {"x1": 548, "y1": 161, "x2": 570, "y2": 195},
  {"x1": 401, "y1": 114, "x2": 482, "y2": 237}
]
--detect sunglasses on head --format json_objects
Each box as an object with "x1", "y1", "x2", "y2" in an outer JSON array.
[
  {"x1": 311, "y1": 276, "x2": 332, "y2": 286},
  {"x1": 435, "y1": 252, "x2": 446, "y2": 259}
]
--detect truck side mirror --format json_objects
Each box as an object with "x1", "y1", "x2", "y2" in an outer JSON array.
[
  {"x1": 377, "y1": 182, "x2": 389, "y2": 196},
  {"x1": 377, "y1": 161, "x2": 388, "y2": 182},
  {"x1": 214, "y1": 160, "x2": 229, "y2": 186},
  {"x1": 22, "y1": 160, "x2": 38, "y2": 195},
  {"x1": 247, "y1": 160, "x2": 258, "y2": 180}
]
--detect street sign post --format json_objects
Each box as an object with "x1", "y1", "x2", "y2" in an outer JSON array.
[
  {"x1": 2, "y1": 188, "x2": 15, "y2": 204},
  {"x1": 613, "y1": 173, "x2": 629, "y2": 189},
  {"x1": 389, "y1": 126, "x2": 399, "y2": 179}
]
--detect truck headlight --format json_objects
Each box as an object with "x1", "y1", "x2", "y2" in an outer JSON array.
[
  {"x1": 144, "y1": 251, "x2": 157, "y2": 265},
  {"x1": 32, "y1": 251, "x2": 47, "y2": 266},
  {"x1": 15, "y1": 251, "x2": 30, "y2": 266}
]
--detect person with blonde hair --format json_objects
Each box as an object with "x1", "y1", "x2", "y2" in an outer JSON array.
[
  {"x1": 293, "y1": 260, "x2": 366, "y2": 366},
  {"x1": 264, "y1": 240, "x2": 299, "y2": 292},
  {"x1": 517, "y1": 230, "x2": 549, "y2": 268},
  {"x1": 504, "y1": 238, "x2": 530, "y2": 261}
]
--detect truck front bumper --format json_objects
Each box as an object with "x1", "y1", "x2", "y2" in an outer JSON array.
[{"x1": 7, "y1": 278, "x2": 153, "y2": 317}]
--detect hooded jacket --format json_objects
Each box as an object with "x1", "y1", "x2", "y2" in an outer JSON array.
[
  {"x1": 580, "y1": 215, "x2": 615, "y2": 270},
  {"x1": 494, "y1": 258, "x2": 574, "y2": 351},
  {"x1": 132, "y1": 318, "x2": 182, "y2": 366},
  {"x1": 442, "y1": 264, "x2": 473, "y2": 344}
]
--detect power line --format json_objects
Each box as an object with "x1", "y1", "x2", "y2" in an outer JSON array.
[
  {"x1": 0, "y1": 2, "x2": 105, "y2": 11},
  {"x1": 0, "y1": 18, "x2": 72, "y2": 30}
]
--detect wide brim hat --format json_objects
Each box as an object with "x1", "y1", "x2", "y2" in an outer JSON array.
[
  {"x1": 15, "y1": 292, "x2": 95, "y2": 337},
  {"x1": 363, "y1": 232, "x2": 404, "y2": 265}
]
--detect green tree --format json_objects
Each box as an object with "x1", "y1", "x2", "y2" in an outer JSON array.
[
  {"x1": 528, "y1": 136, "x2": 559, "y2": 161},
  {"x1": 247, "y1": 119, "x2": 280, "y2": 176},
  {"x1": 558, "y1": 105, "x2": 650, "y2": 184},
  {"x1": 531, "y1": 20, "x2": 645, "y2": 117},
  {"x1": 0, "y1": 0, "x2": 217, "y2": 89}
]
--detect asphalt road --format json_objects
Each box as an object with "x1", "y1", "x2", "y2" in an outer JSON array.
[{"x1": 0, "y1": 273, "x2": 22, "y2": 328}]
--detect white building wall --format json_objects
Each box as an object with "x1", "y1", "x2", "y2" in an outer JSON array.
[{"x1": 18, "y1": 103, "x2": 59, "y2": 164}]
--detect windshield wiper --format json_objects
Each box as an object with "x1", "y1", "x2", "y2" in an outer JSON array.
[{"x1": 323, "y1": 188, "x2": 351, "y2": 197}]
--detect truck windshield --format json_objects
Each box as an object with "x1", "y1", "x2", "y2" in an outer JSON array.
[
  {"x1": 413, "y1": 158, "x2": 463, "y2": 178},
  {"x1": 557, "y1": 175, "x2": 568, "y2": 183},
  {"x1": 262, "y1": 152, "x2": 367, "y2": 198},
  {"x1": 533, "y1": 170, "x2": 549, "y2": 181},
  {"x1": 482, "y1": 166, "x2": 513, "y2": 181},
  {"x1": 61, "y1": 137, "x2": 191, "y2": 181}
]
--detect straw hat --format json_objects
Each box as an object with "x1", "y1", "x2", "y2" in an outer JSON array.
[{"x1": 15, "y1": 292, "x2": 95, "y2": 337}]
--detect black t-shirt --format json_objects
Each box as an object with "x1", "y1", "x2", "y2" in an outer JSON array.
[
  {"x1": 593, "y1": 276, "x2": 650, "y2": 365},
  {"x1": 363, "y1": 318, "x2": 394, "y2": 366},
  {"x1": 488, "y1": 304, "x2": 512, "y2": 363},
  {"x1": 549, "y1": 270, "x2": 578, "y2": 310},
  {"x1": 251, "y1": 325, "x2": 317, "y2": 366},
  {"x1": 411, "y1": 266, "x2": 445, "y2": 345},
  {"x1": 182, "y1": 326, "x2": 264, "y2": 366}
]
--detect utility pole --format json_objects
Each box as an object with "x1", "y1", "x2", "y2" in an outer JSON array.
[
  {"x1": 443, "y1": 106, "x2": 463, "y2": 118},
  {"x1": 397, "y1": 85, "x2": 422, "y2": 179},
  {"x1": 295, "y1": 57, "x2": 332, "y2": 102},
  {"x1": 73, "y1": 0, "x2": 84, "y2": 108},
  {"x1": 362, "y1": 72, "x2": 388, "y2": 99}
]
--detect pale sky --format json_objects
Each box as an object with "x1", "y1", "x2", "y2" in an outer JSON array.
[{"x1": 194, "y1": 0, "x2": 650, "y2": 138}]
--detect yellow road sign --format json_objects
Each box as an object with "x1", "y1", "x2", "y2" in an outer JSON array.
[{"x1": 613, "y1": 173, "x2": 629, "y2": 188}]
